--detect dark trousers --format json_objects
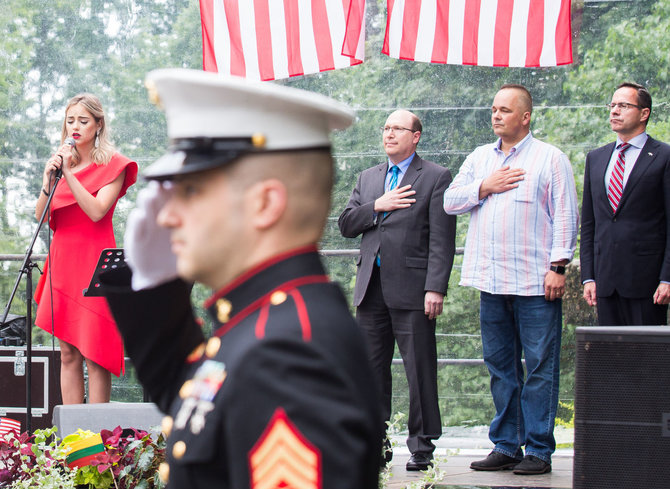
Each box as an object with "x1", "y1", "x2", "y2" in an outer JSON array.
[
  {"x1": 597, "y1": 290, "x2": 668, "y2": 326},
  {"x1": 356, "y1": 265, "x2": 441, "y2": 454}
]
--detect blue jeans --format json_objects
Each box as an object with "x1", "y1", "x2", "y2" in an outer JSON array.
[{"x1": 479, "y1": 292, "x2": 562, "y2": 463}]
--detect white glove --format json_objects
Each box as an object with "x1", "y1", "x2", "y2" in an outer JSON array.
[{"x1": 124, "y1": 181, "x2": 178, "y2": 291}]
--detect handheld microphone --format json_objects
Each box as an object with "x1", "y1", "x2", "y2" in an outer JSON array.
[{"x1": 54, "y1": 138, "x2": 76, "y2": 178}]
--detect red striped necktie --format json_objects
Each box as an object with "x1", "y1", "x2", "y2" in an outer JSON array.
[{"x1": 607, "y1": 142, "x2": 630, "y2": 212}]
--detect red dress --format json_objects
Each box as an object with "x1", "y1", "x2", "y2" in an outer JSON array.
[{"x1": 34, "y1": 153, "x2": 138, "y2": 377}]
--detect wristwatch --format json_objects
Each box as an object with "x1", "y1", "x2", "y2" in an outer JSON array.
[{"x1": 550, "y1": 265, "x2": 566, "y2": 275}]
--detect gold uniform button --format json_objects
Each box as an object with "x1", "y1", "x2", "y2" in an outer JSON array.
[
  {"x1": 179, "y1": 380, "x2": 193, "y2": 399},
  {"x1": 186, "y1": 343, "x2": 206, "y2": 362},
  {"x1": 251, "y1": 132, "x2": 267, "y2": 148},
  {"x1": 216, "y1": 298, "x2": 232, "y2": 323},
  {"x1": 270, "y1": 290, "x2": 287, "y2": 305},
  {"x1": 172, "y1": 440, "x2": 187, "y2": 459},
  {"x1": 158, "y1": 462, "x2": 170, "y2": 483},
  {"x1": 206, "y1": 336, "x2": 221, "y2": 358},
  {"x1": 161, "y1": 416, "x2": 173, "y2": 436}
]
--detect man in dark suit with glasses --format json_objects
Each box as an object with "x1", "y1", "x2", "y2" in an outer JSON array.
[
  {"x1": 581, "y1": 82, "x2": 670, "y2": 325},
  {"x1": 339, "y1": 109, "x2": 456, "y2": 471}
]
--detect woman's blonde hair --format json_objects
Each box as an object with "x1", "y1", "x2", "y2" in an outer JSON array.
[{"x1": 60, "y1": 93, "x2": 115, "y2": 165}]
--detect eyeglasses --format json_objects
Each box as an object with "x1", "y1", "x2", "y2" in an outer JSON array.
[
  {"x1": 606, "y1": 102, "x2": 642, "y2": 110},
  {"x1": 381, "y1": 126, "x2": 416, "y2": 134}
]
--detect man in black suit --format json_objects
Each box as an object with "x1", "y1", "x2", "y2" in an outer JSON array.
[
  {"x1": 581, "y1": 82, "x2": 670, "y2": 325},
  {"x1": 338, "y1": 109, "x2": 456, "y2": 471}
]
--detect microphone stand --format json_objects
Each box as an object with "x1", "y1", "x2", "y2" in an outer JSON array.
[{"x1": 0, "y1": 171, "x2": 62, "y2": 434}]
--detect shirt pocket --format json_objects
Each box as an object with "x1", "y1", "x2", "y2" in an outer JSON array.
[{"x1": 513, "y1": 175, "x2": 537, "y2": 203}]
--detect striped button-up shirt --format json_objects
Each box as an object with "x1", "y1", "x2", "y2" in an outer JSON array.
[{"x1": 443, "y1": 132, "x2": 579, "y2": 296}]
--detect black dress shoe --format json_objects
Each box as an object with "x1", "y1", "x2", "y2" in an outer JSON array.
[
  {"x1": 406, "y1": 452, "x2": 433, "y2": 471},
  {"x1": 513, "y1": 455, "x2": 551, "y2": 474},
  {"x1": 470, "y1": 451, "x2": 522, "y2": 471}
]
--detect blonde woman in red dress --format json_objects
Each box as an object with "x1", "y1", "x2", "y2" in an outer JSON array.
[{"x1": 34, "y1": 94, "x2": 138, "y2": 404}]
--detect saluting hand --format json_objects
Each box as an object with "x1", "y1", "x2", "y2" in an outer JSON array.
[{"x1": 124, "y1": 181, "x2": 178, "y2": 291}]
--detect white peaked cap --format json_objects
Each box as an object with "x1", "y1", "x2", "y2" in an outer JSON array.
[{"x1": 142, "y1": 68, "x2": 355, "y2": 180}]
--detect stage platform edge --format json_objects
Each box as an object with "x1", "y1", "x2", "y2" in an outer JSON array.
[{"x1": 52, "y1": 402, "x2": 163, "y2": 437}]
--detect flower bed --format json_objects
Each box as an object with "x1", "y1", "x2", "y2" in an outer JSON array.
[{"x1": 0, "y1": 426, "x2": 165, "y2": 489}]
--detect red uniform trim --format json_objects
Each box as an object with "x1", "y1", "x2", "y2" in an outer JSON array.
[
  {"x1": 254, "y1": 288, "x2": 312, "y2": 341},
  {"x1": 288, "y1": 289, "x2": 311, "y2": 342},
  {"x1": 205, "y1": 245, "x2": 319, "y2": 309},
  {"x1": 254, "y1": 302, "x2": 271, "y2": 340},
  {"x1": 214, "y1": 275, "x2": 329, "y2": 339}
]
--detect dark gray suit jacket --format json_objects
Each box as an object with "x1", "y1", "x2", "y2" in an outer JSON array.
[
  {"x1": 580, "y1": 136, "x2": 670, "y2": 298},
  {"x1": 338, "y1": 154, "x2": 456, "y2": 310}
]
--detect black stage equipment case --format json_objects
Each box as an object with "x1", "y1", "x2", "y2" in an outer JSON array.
[{"x1": 0, "y1": 346, "x2": 61, "y2": 432}]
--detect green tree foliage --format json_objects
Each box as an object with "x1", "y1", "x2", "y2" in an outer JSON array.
[{"x1": 536, "y1": 0, "x2": 670, "y2": 180}]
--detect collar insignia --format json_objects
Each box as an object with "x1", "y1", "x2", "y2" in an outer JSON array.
[{"x1": 216, "y1": 298, "x2": 232, "y2": 323}]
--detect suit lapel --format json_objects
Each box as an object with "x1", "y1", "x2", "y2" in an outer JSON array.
[
  {"x1": 591, "y1": 142, "x2": 616, "y2": 215},
  {"x1": 400, "y1": 154, "x2": 422, "y2": 188},
  {"x1": 593, "y1": 142, "x2": 616, "y2": 214},
  {"x1": 617, "y1": 137, "x2": 659, "y2": 212},
  {"x1": 374, "y1": 161, "x2": 388, "y2": 198},
  {"x1": 374, "y1": 161, "x2": 390, "y2": 223}
]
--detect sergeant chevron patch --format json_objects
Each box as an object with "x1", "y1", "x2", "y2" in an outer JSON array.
[{"x1": 249, "y1": 408, "x2": 321, "y2": 489}]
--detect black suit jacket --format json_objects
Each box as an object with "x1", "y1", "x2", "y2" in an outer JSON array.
[
  {"x1": 338, "y1": 154, "x2": 456, "y2": 309},
  {"x1": 580, "y1": 136, "x2": 670, "y2": 298}
]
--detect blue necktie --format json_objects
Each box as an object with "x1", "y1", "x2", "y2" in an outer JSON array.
[
  {"x1": 388, "y1": 164, "x2": 400, "y2": 192},
  {"x1": 377, "y1": 165, "x2": 401, "y2": 266},
  {"x1": 383, "y1": 166, "x2": 401, "y2": 221}
]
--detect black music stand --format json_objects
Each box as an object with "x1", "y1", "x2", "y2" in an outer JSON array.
[
  {"x1": 83, "y1": 248, "x2": 126, "y2": 297},
  {"x1": 82, "y1": 249, "x2": 148, "y2": 401}
]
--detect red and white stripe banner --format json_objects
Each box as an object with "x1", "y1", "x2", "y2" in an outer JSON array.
[
  {"x1": 382, "y1": 0, "x2": 573, "y2": 67},
  {"x1": 200, "y1": 0, "x2": 366, "y2": 81},
  {"x1": 0, "y1": 417, "x2": 21, "y2": 437}
]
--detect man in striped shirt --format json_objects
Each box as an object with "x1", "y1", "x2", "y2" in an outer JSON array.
[{"x1": 443, "y1": 84, "x2": 578, "y2": 475}]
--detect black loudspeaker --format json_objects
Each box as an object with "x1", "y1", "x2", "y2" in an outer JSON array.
[{"x1": 574, "y1": 326, "x2": 670, "y2": 489}]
